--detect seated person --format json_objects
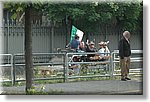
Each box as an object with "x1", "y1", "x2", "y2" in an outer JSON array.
[
  {"x1": 86, "y1": 41, "x2": 99, "y2": 61},
  {"x1": 103, "y1": 41, "x2": 110, "y2": 56},
  {"x1": 98, "y1": 41, "x2": 111, "y2": 61},
  {"x1": 78, "y1": 41, "x2": 87, "y2": 61},
  {"x1": 69, "y1": 56, "x2": 80, "y2": 75},
  {"x1": 70, "y1": 35, "x2": 80, "y2": 51},
  {"x1": 79, "y1": 41, "x2": 86, "y2": 52}
]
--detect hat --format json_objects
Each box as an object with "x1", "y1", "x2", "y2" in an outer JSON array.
[
  {"x1": 104, "y1": 41, "x2": 109, "y2": 45},
  {"x1": 98, "y1": 41, "x2": 104, "y2": 45},
  {"x1": 89, "y1": 41, "x2": 95, "y2": 45}
]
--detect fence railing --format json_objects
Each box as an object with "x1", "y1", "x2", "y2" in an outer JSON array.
[
  {"x1": 0, "y1": 54, "x2": 13, "y2": 85},
  {"x1": 111, "y1": 50, "x2": 143, "y2": 76},
  {"x1": 0, "y1": 50, "x2": 143, "y2": 86},
  {"x1": 13, "y1": 53, "x2": 66, "y2": 85},
  {"x1": 65, "y1": 52, "x2": 112, "y2": 82}
]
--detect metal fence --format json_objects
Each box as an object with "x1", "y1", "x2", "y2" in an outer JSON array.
[
  {"x1": 13, "y1": 53, "x2": 66, "y2": 84},
  {"x1": 111, "y1": 50, "x2": 143, "y2": 76},
  {"x1": 65, "y1": 52, "x2": 112, "y2": 82},
  {"x1": 0, "y1": 50, "x2": 143, "y2": 86},
  {"x1": 2, "y1": 21, "x2": 67, "y2": 54},
  {"x1": 0, "y1": 54, "x2": 13, "y2": 85},
  {"x1": 1, "y1": 20, "x2": 142, "y2": 54}
]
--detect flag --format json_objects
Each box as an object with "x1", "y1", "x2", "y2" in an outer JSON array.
[{"x1": 70, "y1": 25, "x2": 84, "y2": 42}]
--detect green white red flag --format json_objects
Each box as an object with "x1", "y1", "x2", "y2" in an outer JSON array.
[{"x1": 70, "y1": 25, "x2": 84, "y2": 42}]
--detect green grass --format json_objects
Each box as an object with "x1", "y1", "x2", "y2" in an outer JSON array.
[
  {"x1": 1, "y1": 88, "x2": 64, "y2": 95},
  {"x1": 1, "y1": 65, "x2": 142, "y2": 87}
]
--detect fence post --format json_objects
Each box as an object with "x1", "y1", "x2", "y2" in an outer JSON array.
[
  {"x1": 64, "y1": 53, "x2": 69, "y2": 82},
  {"x1": 12, "y1": 55, "x2": 16, "y2": 86},
  {"x1": 108, "y1": 53, "x2": 111, "y2": 78},
  {"x1": 63, "y1": 53, "x2": 66, "y2": 82},
  {"x1": 10, "y1": 54, "x2": 14, "y2": 86},
  {"x1": 110, "y1": 52, "x2": 114, "y2": 78}
]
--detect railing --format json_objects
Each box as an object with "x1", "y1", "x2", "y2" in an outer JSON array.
[
  {"x1": 13, "y1": 53, "x2": 66, "y2": 84},
  {"x1": 111, "y1": 50, "x2": 143, "y2": 76},
  {"x1": 0, "y1": 54, "x2": 13, "y2": 85},
  {"x1": 65, "y1": 52, "x2": 112, "y2": 82},
  {"x1": 0, "y1": 50, "x2": 143, "y2": 86}
]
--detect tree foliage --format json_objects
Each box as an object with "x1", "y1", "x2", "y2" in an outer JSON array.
[
  {"x1": 42, "y1": 1, "x2": 142, "y2": 32},
  {"x1": 4, "y1": 2, "x2": 43, "y2": 19},
  {"x1": 4, "y1": 1, "x2": 142, "y2": 32}
]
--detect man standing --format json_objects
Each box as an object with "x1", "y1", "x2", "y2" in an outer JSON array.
[
  {"x1": 118, "y1": 31, "x2": 131, "y2": 81},
  {"x1": 70, "y1": 35, "x2": 80, "y2": 51}
]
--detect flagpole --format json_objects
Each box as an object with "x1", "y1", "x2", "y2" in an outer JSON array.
[{"x1": 65, "y1": 43, "x2": 70, "y2": 48}]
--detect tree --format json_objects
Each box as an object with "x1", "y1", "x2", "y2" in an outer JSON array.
[
  {"x1": 24, "y1": 4, "x2": 33, "y2": 93},
  {"x1": 110, "y1": 2, "x2": 142, "y2": 32},
  {"x1": 42, "y1": 3, "x2": 101, "y2": 43},
  {"x1": 42, "y1": 1, "x2": 142, "y2": 34},
  {"x1": 4, "y1": 2, "x2": 42, "y2": 93}
]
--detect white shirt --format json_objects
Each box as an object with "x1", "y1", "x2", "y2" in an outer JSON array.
[
  {"x1": 98, "y1": 46, "x2": 110, "y2": 57},
  {"x1": 98, "y1": 48, "x2": 105, "y2": 57}
]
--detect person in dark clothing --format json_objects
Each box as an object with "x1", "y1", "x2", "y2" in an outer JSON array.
[
  {"x1": 70, "y1": 35, "x2": 80, "y2": 50},
  {"x1": 118, "y1": 31, "x2": 131, "y2": 81},
  {"x1": 86, "y1": 41, "x2": 98, "y2": 61}
]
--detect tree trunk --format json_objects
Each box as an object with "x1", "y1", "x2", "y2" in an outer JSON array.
[
  {"x1": 65, "y1": 15, "x2": 73, "y2": 45},
  {"x1": 51, "y1": 20, "x2": 54, "y2": 53},
  {"x1": 24, "y1": 5, "x2": 33, "y2": 93}
]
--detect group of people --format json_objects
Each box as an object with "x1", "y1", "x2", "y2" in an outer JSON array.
[
  {"x1": 70, "y1": 35, "x2": 111, "y2": 62},
  {"x1": 69, "y1": 35, "x2": 111, "y2": 75},
  {"x1": 69, "y1": 30, "x2": 132, "y2": 81}
]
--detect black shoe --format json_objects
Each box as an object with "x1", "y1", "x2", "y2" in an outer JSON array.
[
  {"x1": 121, "y1": 78, "x2": 127, "y2": 81},
  {"x1": 125, "y1": 77, "x2": 131, "y2": 80}
]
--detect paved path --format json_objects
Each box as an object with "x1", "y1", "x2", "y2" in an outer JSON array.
[{"x1": 1, "y1": 79, "x2": 142, "y2": 95}]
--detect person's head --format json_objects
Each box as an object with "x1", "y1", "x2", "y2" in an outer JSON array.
[
  {"x1": 89, "y1": 41, "x2": 95, "y2": 49},
  {"x1": 123, "y1": 31, "x2": 130, "y2": 39},
  {"x1": 98, "y1": 41, "x2": 104, "y2": 48},
  {"x1": 73, "y1": 56, "x2": 80, "y2": 62},
  {"x1": 74, "y1": 35, "x2": 79, "y2": 40}
]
